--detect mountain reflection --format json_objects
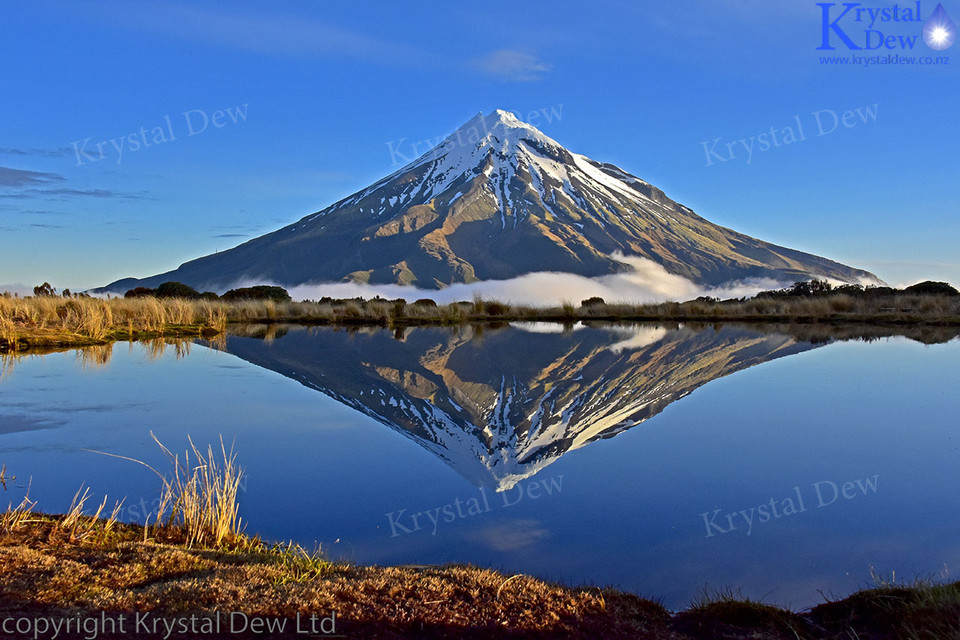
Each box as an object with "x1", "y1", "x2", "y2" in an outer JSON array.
[{"x1": 218, "y1": 322, "x2": 820, "y2": 491}]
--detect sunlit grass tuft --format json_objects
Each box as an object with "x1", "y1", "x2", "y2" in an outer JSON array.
[
  {"x1": 1, "y1": 481, "x2": 37, "y2": 533},
  {"x1": 89, "y1": 432, "x2": 245, "y2": 548},
  {"x1": 156, "y1": 433, "x2": 245, "y2": 548}
]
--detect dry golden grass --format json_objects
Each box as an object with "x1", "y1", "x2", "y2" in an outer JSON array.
[
  {"x1": 0, "y1": 517, "x2": 671, "y2": 639},
  {"x1": 0, "y1": 295, "x2": 227, "y2": 352},
  {"x1": 155, "y1": 434, "x2": 244, "y2": 548},
  {"x1": 1, "y1": 478, "x2": 38, "y2": 534},
  {"x1": 58, "y1": 485, "x2": 125, "y2": 542}
]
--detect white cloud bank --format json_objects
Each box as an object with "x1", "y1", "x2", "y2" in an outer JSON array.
[{"x1": 284, "y1": 255, "x2": 787, "y2": 306}]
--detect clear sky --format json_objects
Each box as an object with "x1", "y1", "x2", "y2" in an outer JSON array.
[{"x1": 2, "y1": 0, "x2": 958, "y2": 292}]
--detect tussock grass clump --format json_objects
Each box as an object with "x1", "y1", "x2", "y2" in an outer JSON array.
[
  {"x1": 59, "y1": 484, "x2": 125, "y2": 541},
  {"x1": 266, "y1": 540, "x2": 333, "y2": 585},
  {"x1": 93, "y1": 432, "x2": 245, "y2": 548},
  {"x1": 1, "y1": 484, "x2": 37, "y2": 533},
  {"x1": 155, "y1": 434, "x2": 245, "y2": 548},
  {"x1": 0, "y1": 295, "x2": 227, "y2": 352}
]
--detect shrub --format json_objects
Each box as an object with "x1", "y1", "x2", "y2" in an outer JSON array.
[
  {"x1": 221, "y1": 286, "x2": 291, "y2": 302},
  {"x1": 125, "y1": 287, "x2": 156, "y2": 298},
  {"x1": 862, "y1": 286, "x2": 898, "y2": 298},
  {"x1": 903, "y1": 281, "x2": 959, "y2": 296},
  {"x1": 155, "y1": 282, "x2": 202, "y2": 299},
  {"x1": 581, "y1": 296, "x2": 606, "y2": 307}
]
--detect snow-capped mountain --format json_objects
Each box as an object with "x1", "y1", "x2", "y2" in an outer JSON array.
[
  {"x1": 102, "y1": 109, "x2": 877, "y2": 293},
  {"x1": 218, "y1": 323, "x2": 820, "y2": 491}
]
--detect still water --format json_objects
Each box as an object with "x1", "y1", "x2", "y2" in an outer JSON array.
[{"x1": 1, "y1": 323, "x2": 957, "y2": 609}]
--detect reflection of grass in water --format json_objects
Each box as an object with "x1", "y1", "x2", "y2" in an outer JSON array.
[
  {"x1": 0, "y1": 353, "x2": 19, "y2": 381},
  {"x1": 0, "y1": 338, "x2": 202, "y2": 377},
  {"x1": 76, "y1": 342, "x2": 113, "y2": 369},
  {"x1": 222, "y1": 290, "x2": 960, "y2": 327},
  {"x1": 0, "y1": 464, "x2": 14, "y2": 490},
  {"x1": 141, "y1": 337, "x2": 192, "y2": 361}
]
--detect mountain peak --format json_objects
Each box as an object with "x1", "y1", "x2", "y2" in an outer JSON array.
[
  {"x1": 456, "y1": 108, "x2": 539, "y2": 134},
  {"x1": 98, "y1": 109, "x2": 881, "y2": 294},
  {"x1": 434, "y1": 108, "x2": 558, "y2": 165}
]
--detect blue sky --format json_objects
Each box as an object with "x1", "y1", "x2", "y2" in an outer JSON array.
[{"x1": 1, "y1": 0, "x2": 958, "y2": 292}]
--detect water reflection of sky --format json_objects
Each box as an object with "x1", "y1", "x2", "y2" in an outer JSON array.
[{"x1": 0, "y1": 330, "x2": 957, "y2": 610}]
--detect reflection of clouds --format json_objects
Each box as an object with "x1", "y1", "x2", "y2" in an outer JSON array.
[
  {"x1": 0, "y1": 413, "x2": 66, "y2": 435},
  {"x1": 606, "y1": 326, "x2": 669, "y2": 353},
  {"x1": 512, "y1": 322, "x2": 584, "y2": 334},
  {"x1": 467, "y1": 519, "x2": 550, "y2": 552}
]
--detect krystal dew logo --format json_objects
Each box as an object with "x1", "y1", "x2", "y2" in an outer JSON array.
[{"x1": 817, "y1": 2, "x2": 956, "y2": 51}]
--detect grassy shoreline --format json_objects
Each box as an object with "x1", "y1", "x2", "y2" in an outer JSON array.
[
  {"x1": 0, "y1": 296, "x2": 226, "y2": 353},
  {"x1": 3, "y1": 284, "x2": 959, "y2": 353},
  {"x1": 0, "y1": 514, "x2": 957, "y2": 639}
]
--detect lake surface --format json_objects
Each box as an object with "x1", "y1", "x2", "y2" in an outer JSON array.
[{"x1": 1, "y1": 323, "x2": 957, "y2": 610}]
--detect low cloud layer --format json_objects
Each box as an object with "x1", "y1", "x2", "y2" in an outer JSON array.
[
  {"x1": 0, "y1": 283, "x2": 35, "y2": 297},
  {"x1": 283, "y1": 255, "x2": 786, "y2": 306}
]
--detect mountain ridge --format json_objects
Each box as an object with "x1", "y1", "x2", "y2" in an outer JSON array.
[{"x1": 99, "y1": 109, "x2": 879, "y2": 294}]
